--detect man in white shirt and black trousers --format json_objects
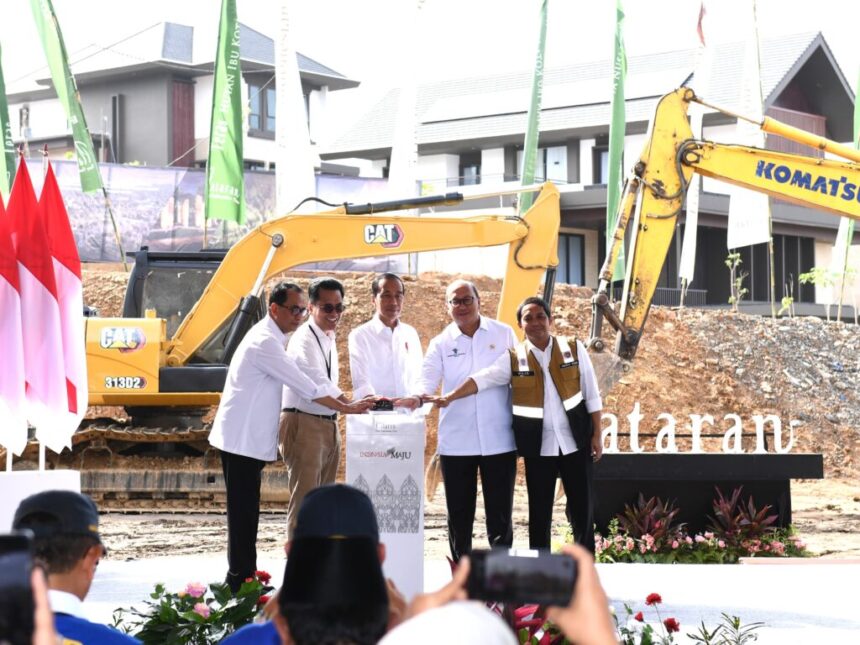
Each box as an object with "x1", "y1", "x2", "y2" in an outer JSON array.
[
  {"x1": 209, "y1": 282, "x2": 370, "y2": 592},
  {"x1": 280, "y1": 277, "x2": 371, "y2": 539},
  {"x1": 419, "y1": 279, "x2": 519, "y2": 561},
  {"x1": 434, "y1": 296, "x2": 603, "y2": 552},
  {"x1": 348, "y1": 272, "x2": 424, "y2": 407}
]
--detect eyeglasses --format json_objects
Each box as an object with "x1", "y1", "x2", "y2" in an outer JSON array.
[
  {"x1": 317, "y1": 303, "x2": 346, "y2": 314},
  {"x1": 448, "y1": 296, "x2": 475, "y2": 307},
  {"x1": 276, "y1": 303, "x2": 308, "y2": 317}
]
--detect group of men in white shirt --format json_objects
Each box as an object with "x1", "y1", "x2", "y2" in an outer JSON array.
[{"x1": 210, "y1": 272, "x2": 603, "y2": 588}]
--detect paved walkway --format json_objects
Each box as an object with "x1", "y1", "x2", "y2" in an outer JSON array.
[{"x1": 88, "y1": 555, "x2": 858, "y2": 643}]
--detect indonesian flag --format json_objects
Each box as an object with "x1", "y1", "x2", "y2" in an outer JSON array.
[
  {"x1": 6, "y1": 160, "x2": 68, "y2": 452},
  {"x1": 0, "y1": 194, "x2": 28, "y2": 456},
  {"x1": 41, "y1": 163, "x2": 87, "y2": 441}
]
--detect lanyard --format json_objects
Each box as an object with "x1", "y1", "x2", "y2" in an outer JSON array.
[{"x1": 308, "y1": 325, "x2": 332, "y2": 380}]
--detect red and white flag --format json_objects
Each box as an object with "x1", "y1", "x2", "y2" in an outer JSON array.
[
  {"x1": 6, "y1": 160, "x2": 68, "y2": 452},
  {"x1": 0, "y1": 194, "x2": 28, "y2": 456},
  {"x1": 41, "y1": 163, "x2": 87, "y2": 441}
]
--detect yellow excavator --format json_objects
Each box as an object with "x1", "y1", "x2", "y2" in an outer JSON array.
[
  {"x1": 588, "y1": 87, "x2": 860, "y2": 389},
  {"x1": 38, "y1": 86, "x2": 860, "y2": 503}
]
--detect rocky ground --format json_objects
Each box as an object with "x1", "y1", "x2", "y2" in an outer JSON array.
[{"x1": 23, "y1": 266, "x2": 860, "y2": 559}]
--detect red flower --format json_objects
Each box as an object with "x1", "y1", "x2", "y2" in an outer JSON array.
[
  {"x1": 664, "y1": 617, "x2": 680, "y2": 633},
  {"x1": 645, "y1": 593, "x2": 662, "y2": 606},
  {"x1": 255, "y1": 570, "x2": 272, "y2": 584},
  {"x1": 244, "y1": 577, "x2": 254, "y2": 583},
  {"x1": 257, "y1": 595, "x2": 271, "y2": 606},
  {"x1": 634, "y1": 611, "x2": 644, "y2": 622}
]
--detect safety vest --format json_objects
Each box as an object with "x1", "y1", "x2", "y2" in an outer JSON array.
[{"x1": 508, "y1": 335, "x2": 592, "y2": 457}]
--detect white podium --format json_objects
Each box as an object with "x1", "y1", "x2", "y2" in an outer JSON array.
[{"x1": 346, "y1": 412, "x2": 426, "y2": 600}]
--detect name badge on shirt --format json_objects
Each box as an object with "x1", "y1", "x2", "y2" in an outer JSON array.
[
  {"x1": 560, "y1": 361, "x2": 579, "y2": 369},
  {"x1": 513, "y1": 370, "x2": 535, "y2": 377}
]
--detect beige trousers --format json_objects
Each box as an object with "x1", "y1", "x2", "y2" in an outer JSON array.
[{"x1": 279, "y1": 411, "x2": 340, "y2": 539}]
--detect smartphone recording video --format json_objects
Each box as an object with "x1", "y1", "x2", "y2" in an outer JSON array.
[
  {"x1": 0, "y1": 531, "x2": 35, "y2": 645},
  {"x1": 467, "y1": 548, "x2": 577, "y2": 607}
]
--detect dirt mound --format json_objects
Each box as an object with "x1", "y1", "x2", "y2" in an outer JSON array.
[{"x1": 80, "y1": 267, "x2": 858, "y2": 478}]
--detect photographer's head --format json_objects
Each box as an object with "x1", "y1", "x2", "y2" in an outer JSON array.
[
  {"x1": 371, "y1": 273, "x2": 405, "y2": 329},
  {"x1": 279, "y1": 484, "x2": 388, "y2": 645},
  {"x1": 269, "y1": 282, "x2": 307, "y2": 334},
  {"x1": 12, "y1": 491, "x2": 106, "y2": 601},
  {"x1": 309, "y1": 277, "x2": 346, "y2": 333}
]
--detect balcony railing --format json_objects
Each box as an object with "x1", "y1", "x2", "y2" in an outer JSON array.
[{"x1": 612, "y1": 286, "x2": 708, "y2": 307}]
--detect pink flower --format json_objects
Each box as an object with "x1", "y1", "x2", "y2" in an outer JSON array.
[
  {"x1": 695, "y1": 535, "x2": 706, "y2": 543},
  {"x1": 718, "y1": 540, "x2": 726, "y2": 548},
  {"x1": 771, "y1": 541, "x2": 785, "y2": 556},
  {"x1": 625, "y1": 538, "x2": 635, "y2": 551},
  {"x1": 185, "y1": 582, "x2": 206, "y2": 598},
  {"x1": 639, "y1": 543, "x2": 648, "y2": 554},
  {"x1": 685, "y1": 536, "x2": 693, "y2": 545},
  {"x1": 193, "y1": 602, "x2": 210, "y2": 619},
  {"x1": 643, "y1": 534, "x2": 655, "y2": 546},
  {"x1": 703, "y1": 532, "x2": 714, "y2": 540},
  {"x1": 645, "y1": 593, "x2": 662, "y2": 606},
  {"x1": 672, "y1": 540, "x2": 679, "y2": 549}
]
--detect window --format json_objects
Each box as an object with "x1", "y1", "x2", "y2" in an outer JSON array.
[
  {"x1": 248, "y1": 81, "x2": 275, "y2": 137},
  {"x1": 557, "y1": 233, "x2": 585, "y2": 285},
  {"x1": 593, "y1": 145, "x2": 609, "y2": 184},
  {"x1": 459, "y1": 152, "x2": 481, "y2": 185}
]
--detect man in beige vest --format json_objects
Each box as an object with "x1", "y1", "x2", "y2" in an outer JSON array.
[{"x1": 432, "y1": 296, "x2": 602, "y2": 552}]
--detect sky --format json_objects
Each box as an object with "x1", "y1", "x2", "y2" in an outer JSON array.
[{"x1": 1, "y1": 0, "x2": 858, "y2": 144}]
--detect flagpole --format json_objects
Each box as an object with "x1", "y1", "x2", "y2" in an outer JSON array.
[{"x1": 103, "y1": 187, "x2": 128, "y2": 271}]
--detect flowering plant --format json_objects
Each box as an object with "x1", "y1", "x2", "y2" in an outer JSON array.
[{"x1": 112, "y1": 570, "x2": 273, "y2": 644}]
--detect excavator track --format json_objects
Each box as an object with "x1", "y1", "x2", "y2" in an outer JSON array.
[{"x1": 2, "y1": 422, "x2": 292, "y2": 511}]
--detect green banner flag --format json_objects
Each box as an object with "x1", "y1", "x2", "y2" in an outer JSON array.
[
  {"x1": 205, "y1": 0, "x2": 245, "y2": 224},
  {"x1": 30, "y1": 0, "x2": 102, "y2": 193},
  {"x1": 606, "y1": 0, "x2": 627, "y2": 281},
  {"x1": 0, "y1": 44, "x2": 15, "y2": 200},
  {"x1": 518, "y1": 0, "x2": 548, "y2": 214}
]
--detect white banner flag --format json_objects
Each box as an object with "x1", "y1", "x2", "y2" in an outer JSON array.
[
  {"x1": 726, "y1": 0, "x2": 770, "y2": 250},
  {"x1": 346, "y1": 413, "x2": 426, "y2": 600},
  {"x1": 275, "y1": 0, "x2": 317, "y2": 215},
  {"x1": 679, "y1": 1, "x2": 711, "y2": 284}
]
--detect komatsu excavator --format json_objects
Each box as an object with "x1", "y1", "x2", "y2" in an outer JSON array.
[{"x1": 588, "y1": 87, "x2": 860, "y2": 390}]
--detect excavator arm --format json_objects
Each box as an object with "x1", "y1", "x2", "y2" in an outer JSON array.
[
  {"x1": 590, "y1": 87, "x2": 860, "y2": 384},
  {"x1": 166, "y1": 183, "x2": 560, "y2": 366}
]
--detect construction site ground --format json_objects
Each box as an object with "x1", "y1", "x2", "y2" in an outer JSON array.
[{"x1": 24, "y1": 265, "x2": 860, "y2": 560}]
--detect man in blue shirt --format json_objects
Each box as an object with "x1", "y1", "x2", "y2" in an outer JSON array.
[{"x1": 13, "y1": 490, "x2": 140, "y2": 644}]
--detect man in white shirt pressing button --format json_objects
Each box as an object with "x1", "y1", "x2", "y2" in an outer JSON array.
[
  {"x1": 280, "y1": 277, "x2": 373, "y2": 538},
  {"x1": 209, "y1": 281, "x2": 371, "y2": 592},
  {"x1": 348, "y1": 273, "x2": 423, "y2": 407},
  {"x1": 433, "y1": 296, "x2": 603, "y2": 552},
  {"x1": 420, "y1": 279, "x2": 518, "y2": 561}
]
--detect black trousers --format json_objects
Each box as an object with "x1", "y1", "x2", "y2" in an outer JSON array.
[
  {"x1": 524, "y1": 447, "x2": 595, "y2": 552},
  {"x1": 220, "y1": 450, "x2": 267, "y2": 591},
  {"x1": 439, "y1": 451, "x2": 516, "y2": 561}
]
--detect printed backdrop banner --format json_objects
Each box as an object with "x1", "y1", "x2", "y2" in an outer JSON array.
[{"x1": 346, "y1": 413, "x2": 426, "y2": 600}]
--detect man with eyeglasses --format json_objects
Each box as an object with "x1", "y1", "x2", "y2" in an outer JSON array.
[
  {"x1": 348, "y1": 273, "x2": 423, "y2": 407},
  {"x1": 419, "y1": 279, "x2": 518, "y2": 561},
  {"x1": 210, "y1": 281, "x2": 370, "y2": 592},
  {"x1": 280, "y1": 277, "x2": 372, "y2": 539}
]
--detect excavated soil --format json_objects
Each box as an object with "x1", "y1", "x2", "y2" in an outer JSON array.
[{"x1": 23, "y1": 266, "x2": 860, "y2": 559}]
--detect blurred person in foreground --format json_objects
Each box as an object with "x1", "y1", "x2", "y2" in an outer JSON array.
[
  {"x1": 222, "y1": 484, "x2": 390, "y2": 644},
  {"x1": 12, "y1": 490, "x2": 140, "y2": 644}
]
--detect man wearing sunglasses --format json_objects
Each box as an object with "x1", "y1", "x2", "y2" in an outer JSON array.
[
  {"x1": 281, "y1": 277, "x2": 373, "y2": 539},
  {"x1": 419, "y1": 279, "x2": 518, "y2": 561},
  {"x1": 210, "y1": 281, "x2": 368, "y2": 592}
]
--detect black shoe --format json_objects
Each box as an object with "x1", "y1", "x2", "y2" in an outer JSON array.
[{"x1": 225, "y1": 571, "x2": 244, "y2": 594}]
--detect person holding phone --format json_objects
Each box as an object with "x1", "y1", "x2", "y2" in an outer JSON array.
[
  {"x1": 433, "y1": 296, "x2": 603, "y2": 552},
  {"x1": 280, "y1": 278, "x2": 374, "y2": 540},
  {"x1": 348, "y1": 273, "x2": 424, "y2": 410},
  {"x1": 11, "y1": 490, "x2": 141, "y2": 644}
]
